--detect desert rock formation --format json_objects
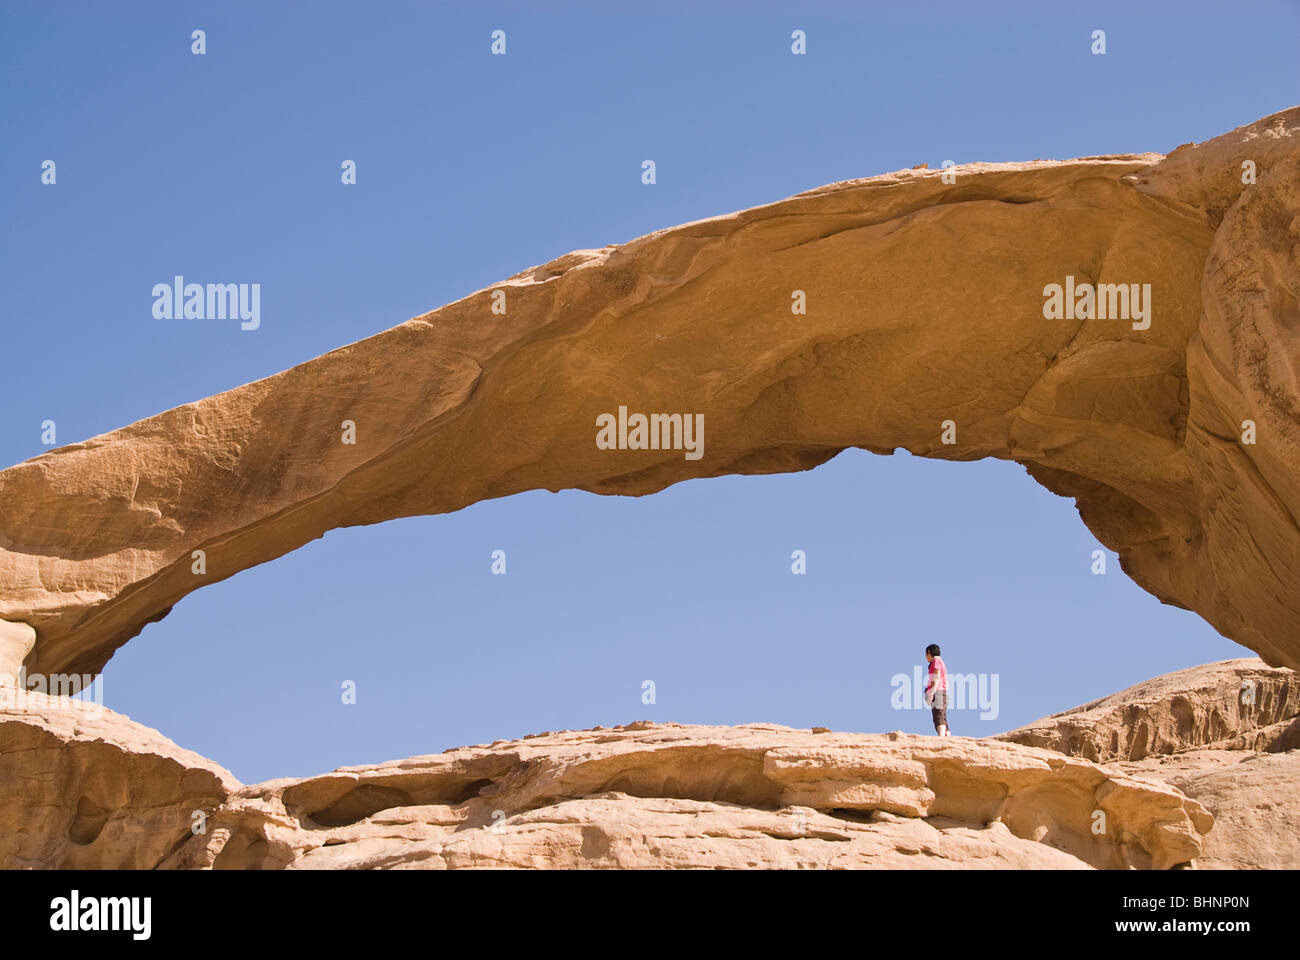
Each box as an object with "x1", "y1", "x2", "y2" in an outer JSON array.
[
  {"x1": 0, "y1": 688, "x2": 236, "y2": 869},
  {"x1": 999, "y1": 658, "x2": 1299, "y2": 869},
  {"x1": 164, "y1": 723, "x2": 1214, "y2": 870},
  {"x1": 8, "y1": 659, "x2": 1296, "y2": 869},
  {"x1": 1, "y1": 108, "x2": 1298, "y2": 679},
  {"x1": 1122, "y1": 752, "x2": 1299, "y2": 869},
  {"x1": 0, "y1": 700, "x2": 1209, "y2": 869},
  {"x1": 996, "y1": 659, "x2": 1299, "y2": 761}
]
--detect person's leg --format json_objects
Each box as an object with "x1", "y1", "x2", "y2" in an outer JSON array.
[{"x1": 936, "y1": 694, "x2": 949, "y2": 736}]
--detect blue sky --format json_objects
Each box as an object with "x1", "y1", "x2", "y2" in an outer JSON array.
[{"x1": 3, "y1": 1, "x2": 1296, "y2": 783}]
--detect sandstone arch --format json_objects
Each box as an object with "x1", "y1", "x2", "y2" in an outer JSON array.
[{"x1": 2, "y1": 107, "x2": 1298, "y2": 677}]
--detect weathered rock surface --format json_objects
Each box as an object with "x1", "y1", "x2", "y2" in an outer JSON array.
[
  {"x1": 1, "y1": 108, "x2": 1299, "y2": 678},
  {"x1": 13, "y1": 659, "x2": 1300, "y2": 869},
  {"x1": 999, "y1": 658, "x2": 1300, "y2": 869},
  {"x1": 0, "y1": 687, "x2": 237, "y2": 869},
  {"x1": 1120, "y1": 751, "x2": 1299, "y2": 870},
  {"x1": 162, "y1": 723, "x2": 1212, "y2": 870},
  {"x1": 996, "y1": 658, "x2": 1300, "y2": 762},
  {"x1": 0, "y1": 694, "x2": 1211, "y2": 869}
]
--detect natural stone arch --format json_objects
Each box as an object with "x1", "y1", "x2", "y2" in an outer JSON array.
[{"x1": 2, "y1": 108, "x2": 1298, "y2": 678}]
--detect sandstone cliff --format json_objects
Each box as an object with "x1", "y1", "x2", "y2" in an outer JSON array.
[{"x1": 998, "y1": 658, "x2": 1299, "y2": 869}]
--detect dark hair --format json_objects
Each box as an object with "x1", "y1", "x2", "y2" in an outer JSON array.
[{"x1": 925, "y1": 643, "x2": 941, "y2": 658}]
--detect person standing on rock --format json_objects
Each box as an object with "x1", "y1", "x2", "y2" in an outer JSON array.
[{"x1": 924, "y1": 644, "x2": 950, "y2": 736}]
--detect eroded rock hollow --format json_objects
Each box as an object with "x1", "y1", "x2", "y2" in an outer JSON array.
[{"x1": 1, "y1": 108, "x2": 1298, "y2": 677}]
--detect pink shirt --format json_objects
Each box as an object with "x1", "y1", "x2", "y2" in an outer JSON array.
[{"x1": 925, "y1": 656, "x2": 948, "y2": 697}]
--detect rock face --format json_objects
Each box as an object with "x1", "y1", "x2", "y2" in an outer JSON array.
[
  {"x1": 0, "y1": 705, "x2": 1209, "y2": 870},
  {"x1": 998, "y1": 658, "x2": 1300, "y2": 870},
  {"x1": 10, "y1": 660, "x2": 1298, "y2": 869},
  {"x1": 996, "y1": 659, "x2": 1300, "y2": 762},
  {"x1": 1, "y1": 108, "x2": 1299, "y2": 679},
  {"x1": 0, "y1": 687, "x2": 236, "y2": 869},
  {"x1": 1122, "y1": 752, "x2": 1299, "y2": 870},
  {"x1": 164, "y1": 723, "x2": 1213, "y2": 870}
]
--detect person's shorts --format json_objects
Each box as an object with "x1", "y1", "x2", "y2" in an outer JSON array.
[{"x1": 930, "y1": 690, "x2": 948, "y2": 730}]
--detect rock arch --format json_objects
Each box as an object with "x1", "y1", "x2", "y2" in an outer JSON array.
[{"x1": 2, "y1": 107, "x2": 1298, "y2": 677}]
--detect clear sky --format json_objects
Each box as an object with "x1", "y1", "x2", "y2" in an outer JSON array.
[{"x1": 3, "y1": 1, "x2": 1297, "y2": 784}]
